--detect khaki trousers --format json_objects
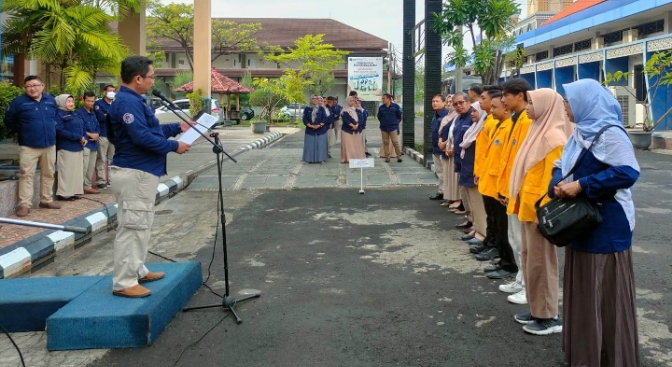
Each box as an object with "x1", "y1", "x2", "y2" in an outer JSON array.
[
  {"x1": 82, "y1": 148, "x2": 97, "y2": 190},
  {"x1": 508, "y1": 214, "x2": 525, "y2": 287},
  {"x1": 465, "y1": 186, "x2": 486, "y2": 240},
  {"x1": 110, "y1": 166, "x2": 158, "y2": 291},
  {"x1": 18, "y1": 145, "x2": 56, "y2": 207},
  {"x1": 520, "y1": 221, "x2": 559, "y2": 319},
  {"x1": 96, "y1": 137, "x2": 114, "y2": 185},
  {"x1": 380, "y1": 130, "x2": 402, "y2": 158},
  {"x1": 433, "y1": 154, "x2": 444, "y2": 194}
]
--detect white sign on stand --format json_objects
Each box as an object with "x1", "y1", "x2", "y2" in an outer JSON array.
[{"x1": 349, "y1": 158, "x2": 375, "y2": 194}]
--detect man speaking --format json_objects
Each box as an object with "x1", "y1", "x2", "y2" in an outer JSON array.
[{"x1": 108, "y1": 55, "x2": 191, "y2": 298}]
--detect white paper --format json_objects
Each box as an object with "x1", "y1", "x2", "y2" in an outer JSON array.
[
  {"x1": 349, "y1": 158, "x2": 375, "y2": 168},
  {"x1": 178, "y1": 113, "x2": 218, "y2": 144}
]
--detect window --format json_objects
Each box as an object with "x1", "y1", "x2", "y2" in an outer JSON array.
[
  {"x1": 247, "y1": 59, "x2": 251, "y2": 66},
  {"x1": 553, "y1": 44, "x2": 573, "y2": 57},
  {"x1": 603, "y1": 30, "x2": 624, "y2": 44},
  {"x1": 176, "y1": 102, "x2": 190, "y2": 110},
  {"x1": 574, "y1": 39, "x2": 591, "y2": 52},
  {"x1": 635, "y1": 19, "x2": 664, "y2": 37},
  {"x1": 536, "y1": 50, "x2": 549, "y2": 61},
  {"x1": 634, "y1": 64, "x2": 647, "y2": 102}
]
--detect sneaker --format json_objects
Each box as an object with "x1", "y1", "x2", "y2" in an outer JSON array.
[
  {"x1": 523, "y1": 317, "x2": 563, "y2": 335},
  {"x1": 508, "y1": 289, "x2": 528, "y2": 305},
  {"x1": 499, "y1": 280, "x2": 523, "y2": 294},
  {"x1": 97, "y1": 184, "x2": 106, "y2": 189},
  {"x1": 514, "y1": 311, "x2": 534, "y2": 325}
]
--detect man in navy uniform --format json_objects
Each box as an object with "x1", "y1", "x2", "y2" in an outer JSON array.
[
  {"x1": 4, "y1": 75, "x2": 61, "y2": 217},
  {"x1": 94, "y1": 84, "x2": 116, "y2": 189},
  {"x1": 76, "y1": 91, "x2": 100, "y2": 194},
  {"x1": 108, "y1": 56, "x2": 191, "y2": 298}
]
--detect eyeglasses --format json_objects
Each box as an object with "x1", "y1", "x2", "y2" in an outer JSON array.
[
  {"x1": 143, "y1": 74, "x2": 156, "y2": 80},
  {"x1": 24, "y1": 84, "x2": 43, "y2": 89},
  {"x1": 453, "y1": 100, "x2": 467, "y2": 105}
]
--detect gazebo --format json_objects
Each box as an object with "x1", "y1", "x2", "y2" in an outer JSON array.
[{"x1": 173, "y1": 67, "x2": 253, "y2": 123}]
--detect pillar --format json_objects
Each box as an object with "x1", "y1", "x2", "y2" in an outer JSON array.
[
  {"x1": 402, "y1": 0, "x2": 415, "y2": 148},
  {"x1": 193, "y1": 0, "x2": 212, "y2": 97},
  {"x1": 424, "y1": 0, "x2": 442, "y2": 161},
  {"x1": 118, "y1": 11, "x2": 146, "y2": 56}
]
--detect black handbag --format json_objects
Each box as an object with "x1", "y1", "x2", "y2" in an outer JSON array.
[{"x1": 534, "y1": 124, "x2": 622, "y2": 247}]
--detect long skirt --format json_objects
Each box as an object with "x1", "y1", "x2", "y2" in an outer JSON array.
[
  {"x1": 441, "y1": 155, "x2": 460, "y2": 201},
  {"x1": 302, "y1": 132, "x2": 329, "y2": 163},
  {"x1": 563, "y1": 247, "x2": 640, "y2": 367},
  {"x1": 56, "y1": 149, "x2": 84, "y2": 197},
  {"x1": 464, "y1": 186, "x2": 486, "y2": 239},
  {"x1": 340, "y1": 131, "x2": 365, "y2": 163}
]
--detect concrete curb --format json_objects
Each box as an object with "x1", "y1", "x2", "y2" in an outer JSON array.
[{"x1": 0, "y1": 132, "x2": 285, "y2": 279}]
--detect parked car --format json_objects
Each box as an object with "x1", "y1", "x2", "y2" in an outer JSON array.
[
  {"x1": 240, "y1": 106, "x2": 255, "y2": 121},
  {"x1": 280, "y1": 103, "x2": 304, "y2": 119},
  {"x1": 154, "y1": 99, "x2": 225, "y2": 125}
]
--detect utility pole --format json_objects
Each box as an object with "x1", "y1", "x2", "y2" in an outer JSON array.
[
  {"x1": 402, "y1": 0, "x2": 416, "y2": 148},
  {"x1": 387, "y1": 43, "x2": 393, "y2": 94}
]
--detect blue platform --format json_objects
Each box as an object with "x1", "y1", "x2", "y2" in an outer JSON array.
[
  {"x1": 46, "y1": 261, "x2": 202, "y2": 350},
  {"x1": 0, "y1": 276, "x2": 104, "y2": 332}
]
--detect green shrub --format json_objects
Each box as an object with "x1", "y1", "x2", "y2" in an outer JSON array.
[
  {"x1": 0, "y1": 83, "x2": 26, "y2": 141},
  {"x1": 414, "y1": 142, "x2": 423, "y2": 152}
]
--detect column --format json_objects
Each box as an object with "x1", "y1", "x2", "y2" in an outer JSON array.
[
  {"x1": 402, "y1": 0, "x2": 415, "y2": 148},
  {"x1": 424, "y1": 0, "x2": 442, "y2": 161},
  {"x1": 118, "y1": 11, "x2": 146, "y2": 56},
  {"x1": 193, "y1": 0, "x2": 212, "y2": 97}
]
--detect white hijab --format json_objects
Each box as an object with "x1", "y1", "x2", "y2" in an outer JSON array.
[{"x1": 459, "y1": 102, "x2": 487, "y2": 158}]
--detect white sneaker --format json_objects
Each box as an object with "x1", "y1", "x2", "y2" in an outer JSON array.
[
  {"x1": 499, "y1": 280, "x2": 523, "y2": 293},
  {"x1": 507, "y1": 289, "x2": 528, "y2": 305}
]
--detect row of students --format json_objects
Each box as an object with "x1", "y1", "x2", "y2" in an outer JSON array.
[{"x1": 431, "y1": 78, "x2": 640, "y2": 365}]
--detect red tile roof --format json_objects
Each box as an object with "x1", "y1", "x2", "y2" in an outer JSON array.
[
  {"x1": 172, "y1": 67, "x2": 254, "y2": 94},
  {"x1": 541, "y1": 0, "x2": 607, "y2": 26}
]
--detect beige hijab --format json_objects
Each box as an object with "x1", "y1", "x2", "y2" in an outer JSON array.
[
  {"x1": 341, "y1": 96, "x2": 358, "y2": 123},
  {"x1": 509, "y1": 88, "x2": 573, "y2": 200},
  {"x1": 55, "y1": 94, "x2": 73, "y2": 111}
]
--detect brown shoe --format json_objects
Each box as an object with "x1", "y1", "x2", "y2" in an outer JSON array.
[
  {"x1": 16, "y1": 205, "x2": 31, "y2": 217},
  {"x1": 84, "y1": 188, "x2": 100, "y2": 194},
  {"x1": 138, "y1": 271, "x2": 165, "y2": 283},
  {"x1": 112, "y1": 284, "x2": 151, "y2": 298},
  {"x1": 385, "y1": 158, "x2": 390, "y2": 163},
  {"x1": 38, "y1": 201, "x2": 61, "y2": 209}
]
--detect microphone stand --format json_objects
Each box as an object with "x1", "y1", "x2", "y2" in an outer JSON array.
[
  {"x1": 0, "y1": 217, "x2": 88, "y2": 233},
  {"x1": 154, "y1": 98, "x2": 260, "y2": 324}
]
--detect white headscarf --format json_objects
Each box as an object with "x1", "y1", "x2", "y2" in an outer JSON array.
[{"x1": 459, "y1": 102, "x2": 487, "y2": 158}]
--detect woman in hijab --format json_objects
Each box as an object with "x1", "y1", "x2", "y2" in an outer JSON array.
[
  {"x1": 552, "y1": 79, "x2": 640, "y2": 366},
  {"x1": 302, "y1": 94, "x2": 329, "y2": 163},
  {"x1": 439, "y1": 95, "x2": 461, "y2": 209},
  {"x1": 55, "y1": 94, "x2": 86, "y2": 201},
  {"x1": 340, "y1": 96, "x2": 366, "y2": 163},
  {"x1": 508, "y1": 88, "x2": 572, "y2": 335}
]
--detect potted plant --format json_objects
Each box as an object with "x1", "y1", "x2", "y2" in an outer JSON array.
[{"x1": 604, "y1": 50, "x2": 672, "y2": 149}]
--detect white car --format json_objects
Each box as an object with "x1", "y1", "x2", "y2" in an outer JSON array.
[
  {"x1": 280, "y1": 103, "x2": 304, "y2": 119},
  {"x1": 154, "y1": 99, "x2": 225, "y2": 125}
]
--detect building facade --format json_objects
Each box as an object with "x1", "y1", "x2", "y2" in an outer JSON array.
[{"x1": 503, "y1": 0, "x2": 672, "y2": 131}]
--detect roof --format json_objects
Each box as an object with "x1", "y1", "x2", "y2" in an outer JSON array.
[
  {"x1": 149, "y1": 18, "x2": 388, "y2": 52},
  {"x1": 541, "y1": 0, "x2": 607, "y2": 26},
  {"x1": 172, "y1": 67, "x2": 253, "y2": 94}
]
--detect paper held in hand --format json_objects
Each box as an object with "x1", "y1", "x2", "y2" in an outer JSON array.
[{"x1": 178, "y1": 113, "x2": 219, "y2": 144}]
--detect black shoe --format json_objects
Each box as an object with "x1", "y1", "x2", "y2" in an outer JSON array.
[
  {"x1": 56, "y1": 195, "x2": 77, "y2": 201},
  {"x1": 328, "y1": 154, "x2": 333, "y2": 158},
  {"x1": 486, "y1": 269, "x2": 517, "y2": 279},
  {"x1": 469, "y1": 245, "x2": 486, "y2": 254},
  {"x1": 429, "y1": 193, "x2": 444, "y2": 200},
  {"x1": 456, "y1": 221, "x2": 473, "y2": 229},
  {"x1": 460, "y1": 234, "x2": 474, "y2": 241},
  {"x1": 97, "y1": 184, "x2": 106, "y2": 189},
  {"x1": 365, "y1": 152, "x2": 372, "y2": 157},
  {"x1": 73, "y1": 195, "x2": 82, "y2": 200},
  {"x1": 475, "y1": 248, "x2": 499, "y2": 261},
  {"x1": 483, "y1": 264, "x2": 501, "y2": 273}
]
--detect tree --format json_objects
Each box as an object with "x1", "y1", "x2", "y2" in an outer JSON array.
[
  {"x1": 306, "y1": 71, "x2": 335, "y2": 96},
  {"x1": 604, "y1": 50, "x2": 672, "y2": 131},
  {"x1": 415, "y1": 65, "x2": 426, "y2": 102},
  {"x1": 433, "y1": 0, "x2": 519, "y2": 85},
  {"x1": 239, "y1": 70, "x2": 253, "y2": 106},
  {"x1": 253, "y1": 71, "x2": 310, "y2": 123},
  {"x1": 146, "y1": 1, "x2": 264, "y2": 72},
  {"x1": 265, "y1": 34, "x2": 349, "y2": 80},
  {"x1": 1, "y1": 0, "x2": 139, "y2": 94}
]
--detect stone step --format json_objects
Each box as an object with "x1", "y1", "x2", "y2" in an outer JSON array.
[{"x1": 46, "y1": 261, "x2": 202, "y2": 350}]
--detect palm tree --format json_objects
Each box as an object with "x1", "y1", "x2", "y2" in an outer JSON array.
[{"x1": 1, "y1": 0, "x2": 142, "y2": 94}]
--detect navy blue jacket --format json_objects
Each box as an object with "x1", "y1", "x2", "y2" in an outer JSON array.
[
  {"x1": 549, "y1": 150, "x2": 639, "y2": 253},
  {"x1": 431, "y1": 108, "x2": 450, "y2": 156},
  {"x1": 4, "y1": 93, "x2": 57, "y2": 148},
  {"x1": 332, "y1": 104, "x2": 342, "y2": 122},
  {"x1": 55, "y1": 110, "x2": 85, "y2": 152},
  {"x1": 324, "y1": 106, "x2": 335, "y2": 129},
  {"x1": 377, "y1": 103, "x2": 401, "y2": 132},
  {"x1": 94, "y1": 99, "x2": 112, "y2": 138},
  {"x1": 452, "y1": 109, "x2": 476, "y2": 186},
  {"x1": 341, "y1": 110, "x2": 360, "y2": 135},
  {"x1": 108, "y1": 86, "x2": 182, "y2": 177},
  {"x1": 76, "y1": 107, "x2": 99, "y2": 151},
  {"x1": 302, "y1": 106, "x2": 328, "y2": 136}
]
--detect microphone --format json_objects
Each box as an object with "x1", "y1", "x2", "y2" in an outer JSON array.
[{"x1": 152, "y1": 89, "x2": 178, "y2": 109}]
